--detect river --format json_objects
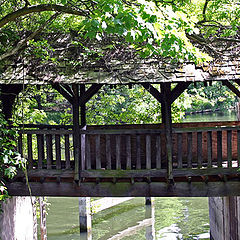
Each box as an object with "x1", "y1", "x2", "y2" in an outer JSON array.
[{"x1": 45, "y1": 110, "x2": 237, "y2": 240}]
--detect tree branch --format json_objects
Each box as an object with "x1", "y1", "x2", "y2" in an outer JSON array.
[
  {"x1": 198, "y1": 0, "x2": 210, "y2": 24},
  {"x1": 0, "y1": 4, "x2": 89, "y2": 29},
  {"x1": 0, "y1": 13, "x2": 60, "y2": 61}
]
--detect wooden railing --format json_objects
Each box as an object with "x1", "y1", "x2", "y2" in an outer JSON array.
[{"x1": 17, "y1": 124, "x2": 240, "y2": 174}]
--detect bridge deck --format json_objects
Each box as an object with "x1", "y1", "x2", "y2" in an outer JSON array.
[{"x1": 7, "y1": 121, "x2": 240, "y2": 197}]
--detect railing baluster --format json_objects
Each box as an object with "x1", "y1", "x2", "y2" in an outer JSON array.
[
  {"x1": 136, "y1": 135, "x2": 141, "y2": 170},
  {"x1": 126, "y1": 135, "x2": 131, "y2": 170},
  {"x1": 46, "y1": 134, "x2": 53, "y2": 169},
  {"x1": 95, "y1": 135, "x2": 101, "y2": 169},
  {"x1": 146, "y1": 134, "x2": 151, "y2": 169},
  {"x1": 217, "y1": 131, "x2": 222, "y2": 167},
  {"x1": 18, "y1": 133, "x2": 23, "y2": 156},
  {"x1": 65, "y1": 134, "x2": 70, "y2": 169},
  {"x1": 37, "y1": 134, "x2": 44, "y2": 169},
  {"x1": 197, "y1": 132, "x2": 203, "y2": 168},
  {"x1": 227, "y1": 130, "x2": 232, "y2": 168},
  {"x1": 55, "y1": 134, "x2": 61, "y2": 170},
  {"x1": 207, "y1": 131, "x2": 212, "y2": 168},
  {"x1": 156, "y1": 134, "x2": 161, "y2": 169},
  {"x1": 238, "y1": 130, "x2": 240, "y2": 168},
  {"x1": 177, "y1": 133, "x2": 183, "y2": 168},
  {"x1": 106, "y1": 135, "x2": 111, "y2": 169},
  {"x1": 81, "y1": 131, "x2": 86, "y2": 171},
  {"x1": 86, "y1": 134, "x2": 91, "y2": 170},
  {"x1": 27, "y1": 134, "x2": 33, "y2": 169},
  {"x1": 116, "y1": 135, "x2": 121, "y2": 170},
  {"x1": 187, "y1": 132, "x2": 192, "y2": 168}
]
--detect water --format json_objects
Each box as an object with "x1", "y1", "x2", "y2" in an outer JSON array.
[
  {"x1": 46, "y1": 197, "x2": 209, "y2": 240},
  {"x1": 46, "y1": 111, "x2": 237, "y2": 239}
]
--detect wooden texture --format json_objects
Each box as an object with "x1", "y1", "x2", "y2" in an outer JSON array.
[
  {"x1": 37, "y1": 134, "x2": 44, "y2": 169},
  {"x1": 64, "y1": 134, "x2": 71, "y2": 169},
  {"x1": 106, "y1": 135, "x2": 111, "y2": 169},
  {"x1": 197, "y1": 132, "x2": 203, "y2": 168},
  {"x1": 55, "y1": 134, "x2": 61, "y2": 170},
  {"x1": 46, "y1": 134, "x2": 53, "y2": 169},
  {"x1": 136, "y1": 135, "x2": 141, "y2": 169},
  {"x1": 95, "y1": 135, "x2": 101, "y2": 169},
  {"x1": 126, "y1": 135, "x2": 131, "y2": 169},
  {"x1": 207, "y1": 131, "x2": 212, "y2": 168},
  {"x1": 187, "y1": 132, "x2": 192, "y2": 168},
  {"x1": 217, "y1": 131, "x2": 223, "y2": 167},
  {"x1": 116, "y1": 135, "x2": 121, "y2": 170},
  {"x1": 238, "y1": 130, "x2": 240, "y2": 168},
  {"x1": 156, "y1": 135, "x2": 161, "y2": 169},
  {"x1": 227, "y1": 130, "x2": 232, "y2": 168},
  {"x1": 177, "y1": 133, "x2": 182, "y2": 168},
  {"x1": 146, "y1": 135, "x2": 151, "y2": 169},
  {"x1": 27, "y1": 134, "x2": 33, "y2": 169}
]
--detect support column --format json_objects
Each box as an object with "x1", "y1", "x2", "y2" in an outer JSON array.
[
  {"x1": 72, "y1": 84, "x2": 80, "y2": 181},
  {"x1": 79, "y1": 197, "x2": 92, "y2": 236},
  {"x1": 161, "y1": 83, "x2": 173, "y2": 180},
  {"x1": 145, "y1": 197, "x2": 155, "y2": 240}
]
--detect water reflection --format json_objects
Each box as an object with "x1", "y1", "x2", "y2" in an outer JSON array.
[{"x1": 47, "y1": 197, "x2": 210, "y2": 240}]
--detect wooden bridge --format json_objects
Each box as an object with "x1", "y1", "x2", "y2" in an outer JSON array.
[{"x1": 6, "y1": 121, "x2": 240, "y2": 197}]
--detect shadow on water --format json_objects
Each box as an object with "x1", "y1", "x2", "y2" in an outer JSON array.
[{"x1": 47, "y1": 197, "x2": 210, "y2": 240}]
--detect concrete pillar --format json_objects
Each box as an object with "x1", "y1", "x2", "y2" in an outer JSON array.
[
  {"x1": 209, "y1": 196, "x2": 240, "y2": 240},
  {"x1": 79, "y1": 197, "x2": 92, "y2": 233},
  {"x1": 0, "y1": 196, "x2": 37, "y2": 240}
]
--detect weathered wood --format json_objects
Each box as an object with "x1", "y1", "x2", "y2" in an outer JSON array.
[
  {"x1": 238, "y1": 130, "x2": 240, "y2": 168},
  {"x1": 177, "y1": 133, "x2": 183, "y2": 168},
  {"x1": 55, "y1": 134, "x2": 61, "y2": 170},
  {"x1": 46, "y1": 134, "x2": 53, "y2": 169},
  {"x1": 86, "y1": 135, "x2": 91, "y2": 170},
  {"x1": 217, "y1": 131, "x2": 223, "y2": 167},
  {"x1": 156, "y1": 135, "x2": 161, "y2": 169},
  {"x1": 187, "y1": 132, "x2": 192, "y2": 168},
  {"x1": 136, "y1": 135, "x2": 141, "y2": 170},
  {"x1": 197, "y1": 132, "x2": 203, "y2": 168},
  {"x1": 126, "y1": 135, "x2": 131, "y2": 170},
  {"x1": 79, "y1": 197, "x2": 91, "y2": 233},
  {"x1": 95, "y1": 135, "x2": 101, "y2": 169},
  {"x1": 141, "y1": 83, "x2": 163, "y2": 104},
  {"x1": 146, "y1": 135, "x2": 151, "y2": 169},
  {"x1": 161, "y1": 83, "x2": 173, "y2": 180},
  {"x1": 106, "y1": 135, "x2": 111, "y2": 169},
  {"x1": 227, "y1": 130, "x2": 232, "y2": 168},
  {"x1": 64, "y1": 134, "x2": 71, "y2": 169},
  {"x1": 116, "y1": 135, "x2": 121, "y2": 170},
  {"x1": 72, "y1": 84, "x2": 80, "y2": 180},
  {"x1": 18, "y1": 133, "x2": 23, "y2": 156},
  {"x1": 222, "y1": 81, "x2": 240, "y2": 98},
  {"x1": 27, "y1": 134, "x2": 33, "y2": 169},
  {"x1": 37, "y1": 134, "x2": 44, "y2": 169},
  {"x1": 79, "y1": 84, "x2": 103, "y2": 106},
  {"x1": 171, "y1": 82, "x2": 191, "y2": 103},
  {"x1": 7, "y1": 180, "x2": 240, "y2": 197},
  {"x1": 51, "y1": 83, "x2": 73, "y2": 104},
  {"x1": 207, "y1": 131, "x2": 212, "y2": 168}
]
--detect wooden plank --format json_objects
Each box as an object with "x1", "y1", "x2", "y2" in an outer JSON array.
[
  {"x1": 141, "y1": 83, "x2": 163, "y2": 104},
  {"x1": 86, "y1": 135, "x2": 91, "y2": 170},
  {"x1": 106, "y1": 135, "x2": 111, "y2": 169},
  {"x1": 37, "y1": 134, "x2": 44, "y2": 169},
  {"x1": 95, "y1": 135, "x2": 101, "y2": 169},
  {"x1": 197, "y1": 132, "x2": 203, "y2": 168},
  {"x1": 18, "y1": 133, "x2": 23, "y2": 156},
  {"x1": 81, "y1": 132, "x2": 86, "y2": 171},
  {"x1": 116, "y1": 135, "x2": 121, "y2": 170},
  {"x1": 207, "y1": 131, "x2": 212, "y2": 168},
  {"x1": 46, "y1": 134, "x2": 53, "y2": 170},
  {"x1": 187, "y1": 132, "x2": 192, "y2": 168},
  {"x1": 171, "y1": 82, "x2": 191, "y2": 103},
  {"x1": 79, "y1": 84, "x2": 103, "y2": 106},
  {"x1": 238, "y1": 130, "x2": 240, "y2": 168},
  {"x1": 8, "y1": 181, "x2": 240, "y2": 197},
  {"x1": 55, "y1": 134, "x2": 61, "y2": 170},
  {"x1": 65, "y1": 134, "x2": 70, "y2": 169},
  {"x1": 146, "y1": 135, "x2": 151, "y2": 169},
  {"x1": 126, "y1": 135, "x2": 131, "y2": 170},
  {"x1": 156, "y1": 135, "x2": 161, "y2": 169},
  {"x1": 217, "y1": 131, "x2": 223, "y2": 167},
  {"x1": 136, "y1": 135, "x2": 141, "y2": 170},
  {"x1": 227, "y1": 130, "x2": 232, "y2": 168},
  {"x1": 177, "y1": 133, "x2": 183, "y2": 168},
  {"x1": 27, "y1": 134, "x2": 33, "y2": 169}
]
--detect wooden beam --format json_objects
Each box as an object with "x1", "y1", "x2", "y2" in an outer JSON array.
[
  {"x1": 161, "y1": 83, "x2": 173, "y2": 180},
  {"x1": 141, "y1": 83, "x2": 163, "y2": 104},
  {"x1": 80, "y1": 84, "x2": 86, "y2": 126},
  {"x1": 72, "y1": 84, "x2": 80, "y2": 181},
  {"x1": 51, "y1": 83, "x2": 73, "y2": 104},
  {"x1": 171, "y1": 82, "x2": 191, "y2": 103},
  {"x1": 79, "y1": 84, "x2": 103, "y2": 106},
  {"x1": 222, "y1": 81, "x2": 240, "y2": 98},
  {"x1": 6, "y1": 181, "x2": 240, "y2": 197}
]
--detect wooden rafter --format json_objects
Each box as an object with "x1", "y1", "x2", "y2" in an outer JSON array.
[
  {"x1": 222, "y1": 80, "x2": 240, "y2": 98},
  {"x1": 141, "y1": 83, "x2": 163, "y2": 104},
  {"x1": 171, "y1": 82, "x2": 191, "y2": 103},
  {"x1": 51, "y1": 83, "x2": 74, "y2": 104}
]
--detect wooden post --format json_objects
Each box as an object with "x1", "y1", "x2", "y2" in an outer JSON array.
[
  {"x1": 145, "y1": 197, "x2": 155, "y2": 240},
  {"x1": 145, "y1": 197, "x2": 152, "y2": 205},
  {"x1": 39, "y1": 197, "x2": 47, "y2": 240},
  {"x1": 79, "y1": 197, "x2": 91, "y2": 233},
  {"x1": 80, "y1": 85, "x2": 86, "y2": 171},
  {"x1": 72, "y1": 84, "x2": 80, "y2": 181},
  {"x1": 161, "y1": 83, "x2": 173, "y2": 180}
]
